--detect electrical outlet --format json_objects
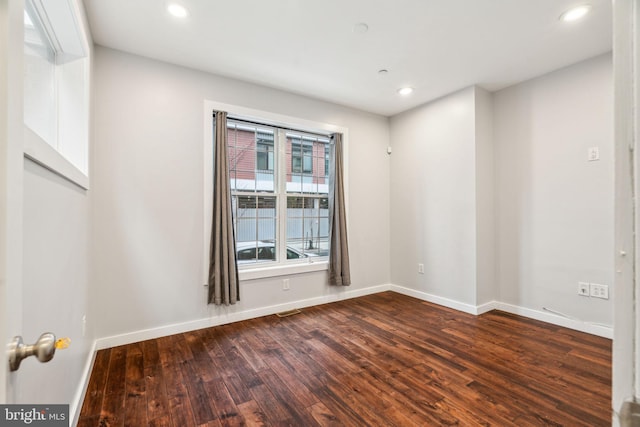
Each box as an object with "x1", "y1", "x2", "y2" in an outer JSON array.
[
  {"x1": 283, "y1": 279, "x2": 290, "y2": 291},
  {"x1": 587, "y1": 147, "x2": 600, "y2": 161},
  {"x1": 578, "y1": 282, "x2": 590, "y2": 296},
  {"x1": 590, "y1": 283, "x2": 609, "y2": 299},
  {"x1": 418, "y1": 263, "x2": 424, "y2": 274}
]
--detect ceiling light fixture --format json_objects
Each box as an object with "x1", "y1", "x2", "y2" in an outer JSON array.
[
  {"x1": 167, "y1": 3, "x2": 189, "y2": 18},
  {"x1": 560, "y1": 5, "x2": 591, "y2": 22},
  {"x1": 378, "y1": 69, "x2": 389, "y2": 75},
  {"x1": 398, "y1": 87, "x2": 413, "y2": 96}
]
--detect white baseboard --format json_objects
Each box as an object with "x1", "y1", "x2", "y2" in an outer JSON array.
[
  {"x1": 494, "y1": 301, "x2": 613, "y2": 339},
  {"x1": 390, "y1": 285, "x2": 484, "y2": 315},
  {"x1": 70, "y1": 339, "x2": 97, "y2": 427},
  {"x1": 92, "y1": 285, "x2": 612, "y2": 352},
  {"x1": 95, "y1": 283, "x2": 392, "y2": 350},
  {"x1": 389, "y1": 285, "x2": 612, "y2": 339},
  {"x1": 476, "y1": 300, "x2": 498, "y2": 314}
]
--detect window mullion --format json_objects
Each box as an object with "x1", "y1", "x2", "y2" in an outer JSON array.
[{"x1": 277, "y1": 129, "x2": 288, "y2": 263}]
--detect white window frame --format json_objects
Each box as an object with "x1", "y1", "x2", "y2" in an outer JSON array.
[
  {"x1": 203, "y1": 101, "x2": 348, "y2": 282},
  {"x1": 22, "y1": 0, "x2": 91, "y2": 189}
]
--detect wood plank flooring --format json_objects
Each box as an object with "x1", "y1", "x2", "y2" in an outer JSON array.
[{"x1": 78, "y1": 292, "x2": 611, "y2": 426}]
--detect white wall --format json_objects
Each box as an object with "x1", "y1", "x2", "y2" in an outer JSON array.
[
  {"x1": 389, "y1": 54, "x2": 613, "y2": 332},
  {"x1": 91, "y1": 46, "x2": 390, "y2": 340},
  {"x1": 474, "y1": 88, "x2": 496, "y2": 306},
  {"x1": 493, "y1": 53, "x2": 613, "y2": 326},
  {"x1": 389, "y1": 87, "x2": 479, "y2": 306}
]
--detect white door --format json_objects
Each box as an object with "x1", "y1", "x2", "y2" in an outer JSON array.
[
  {"x1": 613, "y1": 0, "x2": 640, "y2": 425},
  {"x1": 0, "y1": 0, "x2": 25, "y2": 404}
]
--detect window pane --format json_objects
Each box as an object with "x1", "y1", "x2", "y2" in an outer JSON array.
[
  {"x1": 256, "y1": 131, "x2": 274, "y2": 191},
  {"x1": 256, "y1": 170, "x2": 274, "y2": 192},
  {"x1": 24, "y1": 7, "x2": 56, "y2": 146},
  {"x1": 257, "y1": 218, "x2": 276, "y2": 241},
  {"x1": 286, "y1": 216, "x2": 304, "y2": 250},
  {"x1": 324, "y1": 145, "x2": 330, "y2": 178},
  {"x1": 286, "y1": 133, "x2": 330, "y2": 195},
  {"x1": 256, "y1": 148, "x2": 273, "y2": 171},
  {"x1": 235, "y1": 218, "x2": 256, "y2": 243},
  {"x1": 237, "y1": 248, "x2": 257, "y2": 261},
  {"x1": 287, "y1": 248, "x2": 303, "y2": 259},
  {"x1": 234, "y1": 195, "x2": 277, "y2": 264},
  {"x1": 258, "y1": 245, "x2": 275, "y2": 260},
  {"x1": 286, "y1": 196, "x2": 329, "y2": 257},
  {"x1": 227, "y1": 122, "x2": 275, "y2": 193}
]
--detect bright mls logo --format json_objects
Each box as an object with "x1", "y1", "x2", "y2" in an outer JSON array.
[{"x1": 0, "y1": 405, "x2": 68, "y2": 426}]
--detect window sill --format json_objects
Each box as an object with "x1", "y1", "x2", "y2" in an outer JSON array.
[
  {"x1": 24, "y1": 126, "x2": 90, "y2": 190},
  {"x1": 239, "y1": 259, "x2": 328, "y2": 281}
]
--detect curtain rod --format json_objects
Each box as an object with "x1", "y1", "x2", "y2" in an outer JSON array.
[{"x1": 212, "y1": 110, "x2": 335, "y2": 139}]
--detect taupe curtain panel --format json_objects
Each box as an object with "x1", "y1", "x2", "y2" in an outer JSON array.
[
  {"x1": 208, "y1": 111, "x2": 240, "y2": 305},
  {"x1": 328, "y1": 133, "x2": 351, "y2": 286}
]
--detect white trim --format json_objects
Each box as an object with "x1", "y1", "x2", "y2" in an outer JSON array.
[
  {"x1": 70, "y1": 340, "x2": 97, "y2": 427},
  {"x1": 494, "y1": 302, "x2": 613, "y2": 339},
  {"x1": 390, "y1": 285, "x2": 612, "y2": 339},
  {"x1": 202, "y1": 100, "x2": 349, "y2": 285},
  {"x1": 390, "y1": 285, "x2": 482, "y2": 315},
  {"x1": 31, "y1": 0, "x2": 87, "y2": 62},
  {"x1": 96, "y1": 283, "x2": 390, "y2": 350},
  {"x1": 476, "y1": 300, "x2": 498, "y2": 314},
  {"x1": 90, "y1": 285, "x2": 613, "y2": 356},
  {"x1": 239, "y1": 260, "x2": 328, "y2": 281},
  {"x1": 24, "y1": 127, "x2": 89, "y2": 189}
]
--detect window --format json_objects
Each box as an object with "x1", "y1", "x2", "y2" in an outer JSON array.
[
  {"x1": 203, "y1": 101, "x2": 348, "y2": 282},
  {"x1": 291, "y1": 139, "x2": 313, "y2": 174},
  {"x1": 256, "y1": 131, "x2": 274, "y2": 171},
  {"x1": 325, "y1": 144, "x2": 330, "y2": 177},
  {"x1": 227, "y1": 119, "x2": 331, "y2": 267},
  {"x1": 24, "y1": 7, "x2": 56, "y2": 145},
  {"x1": 22, "y1": 0, "x2": 90, "y2": 189}
]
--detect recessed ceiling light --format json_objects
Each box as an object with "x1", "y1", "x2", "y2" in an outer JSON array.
[
  {"x1": 378, "y1": 69, "x2": 389, "y2": 75},
  {"x1": 353, "y1": 23, "x2": 369, "y2": 34},
  {"x1": 167, "y1": 3, "x2": 189, "y2": 18},
  {"x1": 560, "y1": 5, "x2": 591, "y2": 22},
  {"x1": 398, "y1": 87, "x2": 413, "y2": 96}
]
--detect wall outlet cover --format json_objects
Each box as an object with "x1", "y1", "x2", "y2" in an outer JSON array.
[
  {"x1": 590, "y1": 283, "x2": 609, "y2": 299},
  {"x1": 578, "y1": 282, "x2": 590, "y2": 296}
]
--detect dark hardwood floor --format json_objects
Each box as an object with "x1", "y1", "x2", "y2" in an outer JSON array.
[{"x1": 78, "y1": 291, "x2": 611, "y2": 426}]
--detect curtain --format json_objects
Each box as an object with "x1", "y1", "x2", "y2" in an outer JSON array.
[
  {"x1": 328, "y1": 133, "x2": 351, "y2": 286},
  {"x1": 208, "y1": 111, "x2": 240, "y2": 305}
]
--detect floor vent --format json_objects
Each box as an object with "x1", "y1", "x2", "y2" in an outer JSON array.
[{"x1": 276, "y1": 309, "x2": 301, "y2": 318}]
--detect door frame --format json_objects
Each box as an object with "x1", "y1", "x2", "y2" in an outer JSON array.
[
  {"x1": 0, "y1": 0, "x2": 24, "y2": 403},
  {"x1": 613, "y1": 0, "x2": 640, "y2": 424}
]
